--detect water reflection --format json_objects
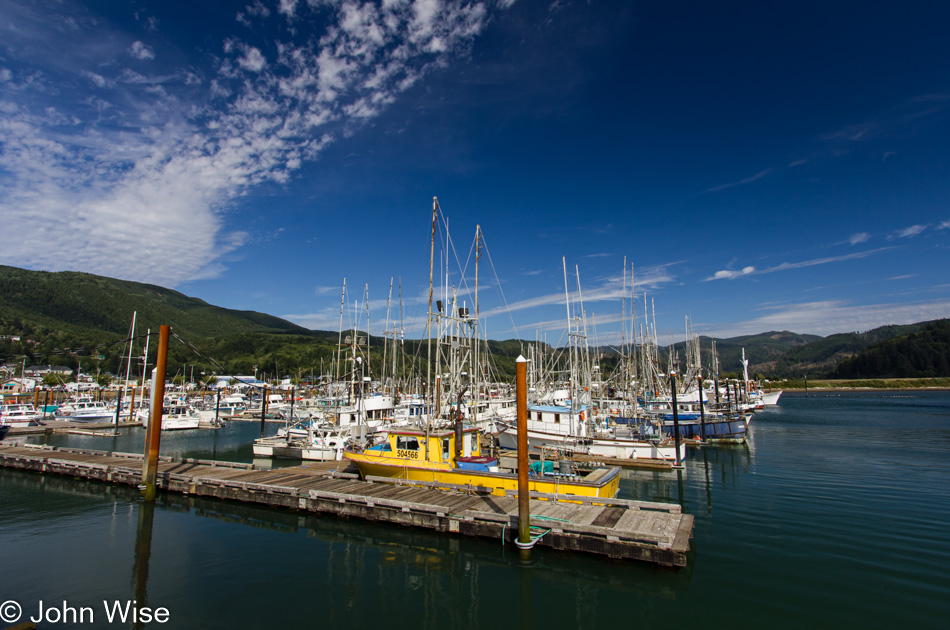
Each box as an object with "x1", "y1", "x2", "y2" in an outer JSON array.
[{"x1": 131, "y1": 500, "x2": 154, "y2": 630}]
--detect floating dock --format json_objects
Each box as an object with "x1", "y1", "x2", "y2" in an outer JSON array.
[{"x1": 0, "y1": 443, "x2": 693, "y2": 566}]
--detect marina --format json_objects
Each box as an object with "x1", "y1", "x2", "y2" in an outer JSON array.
[{"x1": 2, "y1": 391, "x2": 948, "y2": 628}]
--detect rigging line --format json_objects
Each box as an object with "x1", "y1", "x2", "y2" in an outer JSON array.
[
  {"x1": 434, "y1": 202, "x2": 475, "y2": 299},
  {"x1": 478, "y1": 232, "x2": 521, "y2": 343},
  {"x1": 169, "y1": 332, "x2": 267, "y2": 391},
  {"x1": 26, "y1": 333, "x2": 151, "y2": 359}
]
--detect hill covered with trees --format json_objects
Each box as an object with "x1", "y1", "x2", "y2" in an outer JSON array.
[
  {"x1": 829, "y1": 320, "x2": 950, "y2": 378},
  {"x1": 1, "y1": 265, "x2": 947, "y2": 384}
]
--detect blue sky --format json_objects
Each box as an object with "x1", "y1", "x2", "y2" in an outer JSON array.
[{"x1": 2, "y1": 0, "x2": 949, "y2": 345}]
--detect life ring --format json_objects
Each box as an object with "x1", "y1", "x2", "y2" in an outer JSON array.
[{"x1": 579, "y1": 411, "x2": 586, "y2": 422}]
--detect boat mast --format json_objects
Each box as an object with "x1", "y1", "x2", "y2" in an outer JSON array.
[
  {"x1": 335, "y1": 278, "x2": 346, "y2": 401},
  {"x1": 123, "y1": 311, "x2": 137, "y2": 400},
  {"x1": 426, "y1": 197, "x2": 438, "y2": 451},
  {"x1": 473, "y1": 225, "x2": 481, "y2": 428},
  {"x1": 384, "y1": 278, "x2": 393, "y2": 395},
  {"x1": 136, "y1": 328, "x2": 150, "y2": 419}
]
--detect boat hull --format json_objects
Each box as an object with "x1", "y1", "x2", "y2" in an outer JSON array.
[
  {"x1": 495, "y1": 426, "x2": 683, "y2": 462},
  {"x1": 345, "y1": 450, "x2": 620, "y2": 499}
]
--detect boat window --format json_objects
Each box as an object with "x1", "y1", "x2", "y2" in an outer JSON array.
[
  {"x1": 396, "y1": 436, "x2": 419, "y2": 451},
  {"x1": 442, "y1": 438, "x2": 451, "y2": 461},
  {"x1": 554, "y1": 414, "x2": 560, "y2": 424}
]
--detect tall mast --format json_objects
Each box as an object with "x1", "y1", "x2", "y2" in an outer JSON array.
[
  {"x1": 335, "y1": 279, "x2": 346, "y2": 392},
  {"x1": 123, "y1": 311, "x2": 137, "y2": 399},
  {"x1": 473, "y1": 225, "x2": 481, "y2": 428},
  {"x1": 384, "y1": 278, "x2": 393, "y2": 394},
  {"x1": 427, "y1": 197, "x2": 438, "y2": 436}
]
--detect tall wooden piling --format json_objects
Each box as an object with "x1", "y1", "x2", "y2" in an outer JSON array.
[
  {"x1": 260, "y1": 385, "x2": 268, "y2": 436},
  {"x1": 697, "y1": 375, "x2": 706, "y2": 442},
  {"x1": 515, "y1": 355, "x2": 531, "y2": 557},
  {"x1": 670, "y1": 372, "x2": 682, "y2": 467},
  {"x1": 142, "y1": 325, "x2": 169, "y2": 502}
]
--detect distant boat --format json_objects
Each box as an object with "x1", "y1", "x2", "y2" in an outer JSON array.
[
  {"x1": 57, "y1": 399, "x2": 113, "y2": 422},
  {"x1": 138, "y1": 401, "x2": 201, "y2": 430},
  {"x1": 0, "y1": 403, "x2": 44, "y2": 426}
]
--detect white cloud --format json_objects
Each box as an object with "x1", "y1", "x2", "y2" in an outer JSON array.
[
  {"x1": 129, "y1": 41, "x2": 155, "y2": 60},
  {"x1": 698, "y1": 299, "x2": 950, "y2": 338},
  {"x1": 848, "y1": 232, "x2": 870, "y2": 245},
  {"x1": 938, "y1": 219, "x2": 950, "y2": 230},
  {"x1": 0, "y1": 0, "x2": 510, "y2": 287},
  {"x1": 705, "y1": 168, "x2": 771, "y2": 193},
  {"x1": 479, "y1": 262, "x2": 678, "y2": 320},
  {"x1": 278, "y1": 0, "x2": 300, "y2": 19},
  {"x1": 709, "y1": 266, "x2": 755, "y2": 280},
  {"x1": 705, "y1": 248, "x2": 893, "y2": 281},
  {"x1": 892, "y1": 224, "x2": 927, "y2": 239},
  {"x1": 237, "y1": 46, "x2": 267, "y2": 72}
]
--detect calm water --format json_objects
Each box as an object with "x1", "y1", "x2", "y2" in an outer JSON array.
[{"x1": 2, "y1": 393, "x2": 949, "y2": 629}]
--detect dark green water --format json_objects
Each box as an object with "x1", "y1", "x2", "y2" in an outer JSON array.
[{"x1": 1, "y1": 392, "x2": 948, "y2": 629}]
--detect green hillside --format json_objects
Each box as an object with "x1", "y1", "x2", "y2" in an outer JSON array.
[
  {"x1": 0, "y1": 265, "x2": 310, "y2": 339},
  {"x1": 1, "y1": 265, "x2": 946, "y2": 384},
  {"x1": 829, "y1": 320, "x2": 950, "y2": 378}
]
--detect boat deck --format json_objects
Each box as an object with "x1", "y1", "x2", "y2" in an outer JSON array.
[{"x1": 0, "y1": 443, "x2": 693, "y2": 566}]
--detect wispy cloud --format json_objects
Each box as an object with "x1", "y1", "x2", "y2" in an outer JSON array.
[
  {"x1": 705, "y1": 168, "x2": 771, "y2": 193},
  {"x1": 480, "y1": 262, "x2": 679, "y2": 320},
  {"x1": 848, "y1": 232, "x2": 870, "y2": 245},
  {"x1": 890, "y1": 224, "x2": 927, "y2": 239},
  {"x1": 0, "y1": 0, "x2": 510, "y2": 286},
  {"x1": 939, "y1": 219, "x2": 950, "y2": 230},
  {"x1": 705, "y1": 248, "x2": 893, "y2": 281},
  {"x1": 698, "y1": 299, "x2": 950, "y2": 338},
  {"x1": 709, "y1": 266, "x2": 755, "y2": 281},
  {"x1": 129, "y1": 41, "x2": 155, "y2": 60}
]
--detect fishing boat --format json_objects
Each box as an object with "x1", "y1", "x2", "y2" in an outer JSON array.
[
  {"x1": 160, "y1": 403, "x2": 201, "y2": 430},
  {"x1": 344, "y1": 425, "x2": 621, "y2": 499},
  {"x1": 0, "y1": 403, "x2": 44, "y2": 426},
  {"x1": 494, "y1": 404, "x2": 686, "y2": 461},
  {"x1": 253, "y1": 424, "x2": 348, "y2": 461},
  {"x1": 56, "y1": 399, "x2": 113, "y2": 422},
  {"x1": 139, "y1": 402, "x2": 201, "y2": 430}
]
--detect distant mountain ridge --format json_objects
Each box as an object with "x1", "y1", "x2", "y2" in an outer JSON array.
[
  {"x1": 0, "y1": 265, "x2": 946, "y2": 380},
  {"x1": 0, "y1": 265, "x2": 311, "y2": 339}
]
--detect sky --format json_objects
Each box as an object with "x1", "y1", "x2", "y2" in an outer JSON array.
[{"x1": 2, "y1": 0, "x2": 950, "y2": 349}]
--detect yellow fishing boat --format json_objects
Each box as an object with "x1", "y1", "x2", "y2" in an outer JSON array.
[{"x1": 344, "y1": 426, "x2": 620, "y2": 500}]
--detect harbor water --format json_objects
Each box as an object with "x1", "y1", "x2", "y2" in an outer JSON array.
[{"x1": 2, "y1": 392, "x2": 949, "y2": 629}]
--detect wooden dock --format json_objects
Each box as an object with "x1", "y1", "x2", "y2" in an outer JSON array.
[{"x1": 0, "y1": 443, "x2": 694, "y2": 566}]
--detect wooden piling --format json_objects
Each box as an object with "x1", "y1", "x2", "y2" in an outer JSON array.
[
  {"x1": 670, "y1": 373, "x2": 682, "y2": 467},
  {"x1": 697, "y1": 375, "x2": 706, "y2": 442},
  {"x1": 516, "y1": 355, "x2": 530, "y2": 555},
  {"x1": 142, "y1": 325, "x2": 170, "y2": 502}
]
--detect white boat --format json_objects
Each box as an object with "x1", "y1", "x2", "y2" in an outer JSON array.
[
  {"x1": 0, "y1": 403, "x2": 44, "y2": 426},
  {"x1": 159, "y1": 404, "x2": 201, "y2": 430},
  {"x1": 253, "y1": 425, "x2": 348, "y2": 461},
  {"x1": 494, "y1": 403, "x2": 684, "y2": 462},
  {"x1": 57, "y1": 400, "x2": 114, "y2": 422},
  {"x1": 757, "y1": 390, "x2": 783, "y2": 406},
  {"x1": 138, "y1": 402, "x2": 201, "y2": 430}
]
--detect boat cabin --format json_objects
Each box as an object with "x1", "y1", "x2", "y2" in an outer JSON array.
[{"x1": 372, "y1": 427, "x2": 481, "y2": 465}]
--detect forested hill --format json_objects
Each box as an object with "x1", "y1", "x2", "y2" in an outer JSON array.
[
  {"x1": 0, "y1": 265, "x2": 311, "y2": 339},
  {"x1": 829, "y1": 320, "x2": 950, "y2": 378},
  {"x1": 1, "y1": 265, "x2": 947, "y2": 382}
]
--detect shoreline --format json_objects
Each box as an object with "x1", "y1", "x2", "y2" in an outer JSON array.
[{"x1": 781, "y1": 387, "x2": 950, "y2": 392}]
